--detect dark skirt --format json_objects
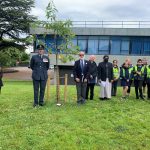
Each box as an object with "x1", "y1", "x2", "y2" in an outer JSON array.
[{"x1": 121, "y1": 79, "x2": 129, "y2": 87}]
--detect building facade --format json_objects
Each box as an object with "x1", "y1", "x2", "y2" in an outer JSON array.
[{"x1": 30, "y1": 21, "x2": 150, "y2": 84}]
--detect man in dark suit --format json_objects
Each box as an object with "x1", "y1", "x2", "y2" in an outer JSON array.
[
  {"x1": 98, "y1": 55, "x2": 113, "y2": 100},
  {"x1": 30, "y1": 44, "x2": 50, "y2": 107},
  {"x1": 73, "y1": 51, "x2": 90, "y2": 104}
]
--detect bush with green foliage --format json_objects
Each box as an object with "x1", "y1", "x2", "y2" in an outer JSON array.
[{"x1": 0, "y1": 47, "x2": 29, "y2": 67}]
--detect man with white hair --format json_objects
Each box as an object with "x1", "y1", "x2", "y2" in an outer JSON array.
[
  {"x1": 86, "y1": 55, "x2": 97, "y2": 100},
  {"x1": 73, "y1": 51, "x2": 90, "y2": 104}
]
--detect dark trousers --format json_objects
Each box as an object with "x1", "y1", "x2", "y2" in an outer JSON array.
[
  {"x1": 86, "y1": 83, "x2": 95, "y2": 100},
  {"x1": 147, "y1": 83, "x2": 150, "y2": 99},
  {"x1": 33, "y1": 79, "x2": 47, "y2": 105},
  {"x1": 127, "y1": 80, "x2": 133, "y2": 94},
  {"x1": 134, "y1": 80, "x2": 143, "y2": 99},
  {"x1": 76, "y1": 82, "x2": 87, "y2": 103},
  {"x1": 111, "y1": 80, "x2": 118, "y2": 96}
]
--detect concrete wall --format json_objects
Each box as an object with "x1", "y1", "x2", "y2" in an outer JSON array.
[
  {"x1": 47, "y1": 54, "x2": 150, "y2": 67},
  {"x1": 30, "y1": 27, "x2": 150, "y2": 37}
]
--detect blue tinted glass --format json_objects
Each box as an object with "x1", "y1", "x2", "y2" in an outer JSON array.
[
  {"x1": 45, "y1": 35, "x2": 55, "y2": 53},
  {"x1": 98, "y1": 40, "x2": 109, "y2": 54},
  {"x1": 121, "y1": 41, "x2": 129, "y2": 54},
  {"x1": 88, "y1": 40, "x2": 98, "y2": 54},
  {"x1": 111, "y1": 40, "x2": 120, "y2": 54},
  {"x1": 78, "y1": 40, "x2": 87, "y2": 52},
  {"x1": 72, "y1": 38, "x2": 77, "y2": 46},
  {"x1": 131, "y1": 40, "x2": 142, "y2": 55},
  {"x1": 143, "y1": 41, "x2": 150, "y2": 55}
]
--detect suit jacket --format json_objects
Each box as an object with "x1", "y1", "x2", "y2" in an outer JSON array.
[
  {"x1": 73, "y1": 59, "x2": 90, "y2": 82},
  {"x1": 98, "y1": 61, "x2": 113, "y2": 82},
  {"x1": 30, "y1": 54, "x2": 50, "y2": 80},
  {"x1": 88, "y1": 61, "x2": 97, "y2": 84}
]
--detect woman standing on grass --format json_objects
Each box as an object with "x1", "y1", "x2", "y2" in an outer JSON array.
[
  {"x1": 111, "y1": 59, "x2": 119, "y2": 96},
  {"x1": 120, "y1": 62, "x2": 130, "y2": 99},
  {"x1": 0, "y1": 66, "x2": 3, "y2": 94}
]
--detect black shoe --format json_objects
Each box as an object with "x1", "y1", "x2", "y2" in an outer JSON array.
[
  {"x1": 121, "y1": 97, "x2": 126, "y2": 100},
  {"x1": 77, "y1": 100, "x2": 82, "y2": 104},
  {"x1": 81, "y1": 99, "x2": 86, "y2": 104},
  {"x1": 99, "y1": 97, "x2": 104, "y2": 100},
  {"x1": 136, "y1": 97, "x2": 139, "y2": 99},
  {"x1": 140, "y1": 97, "x2": 145, "y2": 100},
  {"x1": 39, "y1": 103, "x2": 44, "y2": 106},
  {"x1": 90, "y1": 98, "x2": 93, "y2": 100},
  {"x1": 33, "y1": 104, "x2": 38, "y2": 107}
]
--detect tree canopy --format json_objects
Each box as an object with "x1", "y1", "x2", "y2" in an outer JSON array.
[{"x1": 0, "y1": 0, "x2": 36, "y2": 50}]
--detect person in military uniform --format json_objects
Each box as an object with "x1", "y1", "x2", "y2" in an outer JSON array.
[
  {"x1": 111, "y1": 60, "x2": 119, "y2": 96},
  {"x1": 132, "y1": 59, "x2": 146, "y2": 100},
  {"x1": 30, "y1": 44, "x2": 50, "y2": 107}
]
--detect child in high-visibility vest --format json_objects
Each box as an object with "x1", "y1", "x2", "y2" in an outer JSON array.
[
  {"x1": 125, "y1": 58, "x2": 134, "y2": 97},
  {"x1": 132, "y1": 59, "x2": 146, "y2": 100},
  {"x1": 145, "y1": 65, "x2": 150, "y2": 99},
  {"x1": 120, "y1": 62, "x2": 130, "y2": 99},
  {"x1": 111, "y1": 60, "x2": 119, "y2": 96}
]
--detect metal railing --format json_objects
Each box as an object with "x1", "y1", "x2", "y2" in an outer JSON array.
[{"x1": 71, "y1": 21, "x2": 150, "y2": 28}]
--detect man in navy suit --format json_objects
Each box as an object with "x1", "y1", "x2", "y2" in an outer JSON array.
[
  {"x1": 73, "y1": 51, "x2": 90, "y2": 104},
  {"x1": 30, "y1": 45, "x2": 50, "y2": 107}
]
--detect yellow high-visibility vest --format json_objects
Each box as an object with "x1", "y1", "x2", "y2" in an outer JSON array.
[
  {"x1": 146, "y1": 66, "x2": 150, "y2": 78},
  {"x1": 113, "y1": 67, "x2": 119, "y2": 78},
  {"x1": 134, "y1": 66, "x2": 145, "y2": 77}
]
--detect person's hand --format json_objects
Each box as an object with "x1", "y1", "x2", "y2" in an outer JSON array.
[
  {"x1": 136, "y1": 71, "x2": 141, "y2": 75},
  {"x1": 127, "y1": 79, "x2": 129, "y2": 82},
  {"x1": 75, "y1": 78, "x2": 80, "y2": 82},
  {"x1": 90, "y1": 75, "x2": 93, "y2": 79},
  {"x1": 98, "y1": 79, "x2": 101, "y2": 83},
  {"x1": 111, "y1": 80, "x2": 114, "y2": 83},
  {"x1": 84, "y1": 79, "x2": 87, "y2": 83}
]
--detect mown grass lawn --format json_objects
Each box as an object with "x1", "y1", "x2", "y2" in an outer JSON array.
[{"x1": 0, "y1": 81, "x2": 150, "y2": 150}]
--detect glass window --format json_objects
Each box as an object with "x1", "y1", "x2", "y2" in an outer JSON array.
[
  {"x1": 131, "y1": 39, "x2": 142, "y2": 55},
  {"x1": 88, "y1": 39, "x2": 98, "y2": 54},
  {"x1": 45, "y1": 35, "x2": 56, "y2": 53},
  {"x1": 98, "y1": 39, "x2": 109, "y2": 54},
  {"x1": 78, "y1": 40, "x2": 87, "y2": 52},
  {"x1": 121, "y1": 41, "x2": 129, "y2": 55},
  {"x1": 110, "y1": 39, "x2": 121, "y2": 54},
  {"x1": 143, "y1": 41, "x2": 150, "y2": 55},
  {"x1": 36, "y1": 35, "x2": 46, "y2": 47}
]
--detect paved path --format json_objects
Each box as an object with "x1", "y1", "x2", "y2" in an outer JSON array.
[{"x1": 3, "y1": 67, "x2": 54, "y2": 81}]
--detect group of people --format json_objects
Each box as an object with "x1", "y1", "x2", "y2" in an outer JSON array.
[
  {"x1": 1, "y1": 44, "x2": 149, "y2": 107},
  {"x1": 73, "y1": 51, "x2": 150, "y2": 104}
]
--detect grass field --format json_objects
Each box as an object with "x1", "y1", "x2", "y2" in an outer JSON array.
[{"x1": 0, "y1": 81, "x2": 150, "y2": 150}]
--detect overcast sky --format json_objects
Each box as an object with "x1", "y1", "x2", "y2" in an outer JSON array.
[{"x1": 31, "y1": 0, "x2": 150, "y2": 21}]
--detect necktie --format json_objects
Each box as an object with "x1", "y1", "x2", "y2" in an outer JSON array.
[
  {"x1": 40, "y1": 55, "x2": 42, "y2": 59},
  {"x1": 81, "y1": 60, "x2": 84, "y2": 71}
]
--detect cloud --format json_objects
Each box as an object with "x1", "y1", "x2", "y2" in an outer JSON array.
[{"x1": 32, "y1": 0, "x2": 150, "y2": 21}]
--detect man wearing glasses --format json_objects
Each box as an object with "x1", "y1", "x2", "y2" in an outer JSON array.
[{"x1": 73, "y1": 51, "x2": 90, "y2": 104}]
